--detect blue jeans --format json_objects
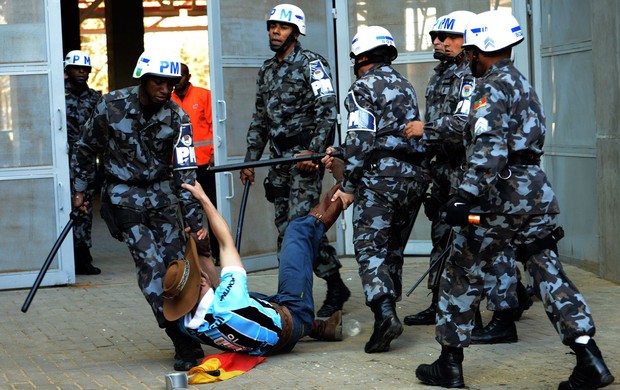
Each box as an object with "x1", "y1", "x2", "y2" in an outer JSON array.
[{"x1": 261, "y1": 215, "x2": 324, "y2": 351}]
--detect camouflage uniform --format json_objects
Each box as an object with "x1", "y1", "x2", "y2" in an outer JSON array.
[
  {"x1": 419, "y1": 60, "x2": 457, "y2": 290},
  {"x1": 436, "y1": 58, "x2": 595, "y2": 347},
  {"x1": 65, "y1": 79, "x2": 101, "y2": 249},
  {"x1": 245, "y1": 42, "x2": 341, "y2": 278},
  {"x1": 426, "y1": 58, "x2": 520, "y2": 313},
  {"x1": 336, "y1": 63, "x2": 430, "y2": 304},
  {"x1": 71, "y1": 86, "x2": 204, "y2": 328}
]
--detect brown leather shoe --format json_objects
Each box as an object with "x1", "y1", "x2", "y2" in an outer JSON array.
[
  {"x1": 308, "y1": 310, "x2": 342, "y2": 341},
  {"x1": 309, "y1": 184, "x2": 343, "y2": 231}
]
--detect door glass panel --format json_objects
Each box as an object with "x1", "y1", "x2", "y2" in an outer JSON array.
[
  {"x1": 0, "y1": 178, "x2": 57, "y2": 273},
  {"x1": 0, "y1": 0, "x2": 48, "y2": 63},
  {"x1": 0, "y1": 74, "x2": 52, "y2": 168}
]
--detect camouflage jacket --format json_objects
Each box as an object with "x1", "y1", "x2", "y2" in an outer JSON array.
[
  {"x1": 71, "y1": 86, "x2": 204, "y2": 230},
  {"x1": 245, "y1": 42, "x2": 338, "y2": 161},
  {"x1": 459, "y1": 58, "x2": 560, "y2": 215},
  {"x1": 338, "y1": 63, "x2": 427, "y2": 193},
  {"x1": 423, "y1": 59, "x2": 473, "y2": 154},
  {"x1": 424, "y1": 61, "x2": 453, "y2": 123},
  {"x1": 65, "y1": 79, "x2": 101, "y2": 148}
]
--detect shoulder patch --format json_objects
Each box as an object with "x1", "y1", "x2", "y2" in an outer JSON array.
[
  {"x1": 460, "y1": 77, "x2": 475, "y2": 98},
  {"x1": 309, "y1": 59, "x2": 335, "y2": 98}
]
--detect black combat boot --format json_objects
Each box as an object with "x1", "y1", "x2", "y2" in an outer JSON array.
[
  {"x1": 470, "y1": 309, "x2": 518, "y2": 344},
  {"x1": 473, "y1": 307, "x2": 483, "y2": 331},
  {"x1": 364, "y1": 297, "x2": 403, "y2": 353},
  {"x1": 308, "y1": 310, "x2": 343, "y2": 341},
  {"x1": 74, "y1": 245, "x2": 101, "y2": 275},
  {"x1": 316, "y1": 274, "x2": 351, "y2": 318},
  {"x1": 513, "y1": 280, "x2": 533, "y2": 321},
  {"x1": 165, "y1": 325, "x2": 204, "y2": 371},
  {"x1": 558, "y1": 339, "x2": 614, "y2": 389},
  {"x1": 404, "y1": 289, "x2": 437, "y2": 326},
  {"x1": 416, "y1": 346, "x2": 465, "y2": 388}
]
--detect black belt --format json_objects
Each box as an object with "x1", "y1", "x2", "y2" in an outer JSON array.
[
  {"x1": 508, "y1": 152, "x2": 541, "y2": 166},
  {"x1": 371, "y1": 149, "x2": 426, "y2": 166}
]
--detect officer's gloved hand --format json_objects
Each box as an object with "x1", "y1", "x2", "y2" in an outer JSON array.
[
  {"x1": 444, "y1": 194, "x2": 472, "y2": 227},
  {"x1": 422, "y1": 193, "x2": 443, "y2": 221}
]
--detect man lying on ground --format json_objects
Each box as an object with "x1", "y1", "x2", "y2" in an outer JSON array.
[{"x1": 162, "y1": 177, "x2": 345, "y2": 356}]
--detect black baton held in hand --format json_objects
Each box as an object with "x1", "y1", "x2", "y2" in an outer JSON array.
[
  {"x1": 22, "y1": 209, "x2": 81, "y2": 313},
  {"x1": 206, "y1": 151, "x2": 343, "y2": 173}
]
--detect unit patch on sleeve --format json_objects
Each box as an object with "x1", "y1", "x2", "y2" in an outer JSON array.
[{"x1": 309, "y1": 60, "x2": 335, "y2": 98}]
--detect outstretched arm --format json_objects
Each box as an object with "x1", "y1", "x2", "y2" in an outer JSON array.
[{"x1": 182, "y1": 181, "x2": 244, "y2": 270}]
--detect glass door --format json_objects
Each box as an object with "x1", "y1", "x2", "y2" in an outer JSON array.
[{"x1": 0, "y1": 0, "x2": 72, "y2": 289}]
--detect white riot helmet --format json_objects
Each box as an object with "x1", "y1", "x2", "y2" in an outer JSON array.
[
  {"x1": 64, "y1": 50, "x2": 92, "y2": 69},
  {"x1": 463, "y1": 10, "x2": 524, "y2": 52},
  {"x1": 350, "y1": 26, "x2": 397, "y2": 60},
  {"x1": 132, "y1": 50, "x2": 182, "y2": 80},
  {"x1": 437, "y1": 10, "x2": 476, "y2": 35},
  {"x1": 429, "y1": 15, "x2": 448, "y2": 60},
  {"x1": 267, "y1": 3, "x2": 306, "y2": 35}
]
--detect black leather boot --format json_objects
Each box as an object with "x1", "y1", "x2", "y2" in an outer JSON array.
[
  {"x1": 416, "y1": 346, "x2": 465, "y2": 388},
  {"x1": 558, "y1": 339, "x2": 614, "y2": 389},
  {"x1": 404, "y1": 303, "x2": 436, "y2": 326},
  {"x1": 513, "y1": 280, "x2": 533, "y2": 321},
  {"x1": 470, "y1": 309, "x2": 518, "y2": 344},
  {"x1": 404, "y1": 290, "x2": 437, "y2": 326},
  {"x1": 316, "y1": 274, "x2": 351, "y2": 318},
  {"x1": 74, "y1": 245, "x2": 101, "y2": 275},
  {"x1": 165, "y1": 325, "x2": 204, "y2": 371},
  {"x1": 364, "y1": 297, "x2": 403, "y2": 353}
]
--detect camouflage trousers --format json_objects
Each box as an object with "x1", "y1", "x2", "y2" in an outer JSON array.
[
  {"x1": 353, "y1": 175, "x2": 426, "y2": 304},
  {"x1": 72, "y1": 187, "x2": 96, "y2": 248},
  {"x1": 426, "y1": 159, "x2": 452, "y2": 289},
  {"x1": 119, "y1": 203, "x2": 185, "y2": 328},
  {"x1": 269, "y1": 164, "x2": 341, "y2": 279},
  {"x1": 436, "y1": 213, "x2": 595, "y2": 347}
]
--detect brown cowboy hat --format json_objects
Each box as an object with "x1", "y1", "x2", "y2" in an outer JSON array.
[{"x1": 163, "y1": 235, "x2": 202, "y2": 321}]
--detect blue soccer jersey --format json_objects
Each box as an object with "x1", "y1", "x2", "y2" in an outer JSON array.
[{"x1": 181, "y1": 266, "x2": 282, "y2": 356}]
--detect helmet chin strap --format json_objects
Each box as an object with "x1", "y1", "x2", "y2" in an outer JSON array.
[
  {"x1": 270, "y1": 34, "x2": 297, "y2": 54},
  {"x1": 469, "y1": 49, "x2": 482, "y2": 77},
  {"x1": 433, "y1": 52, "x2": 448, "y2": 61},
  {"x1": 447, "y1": 50, "x2": 467, "y2": 64}
]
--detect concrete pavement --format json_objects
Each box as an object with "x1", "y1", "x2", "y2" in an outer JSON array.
[{"x1": 1, "y1": 214, "x2": 619, "y2": 389}]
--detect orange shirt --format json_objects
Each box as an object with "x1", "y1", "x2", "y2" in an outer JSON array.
[{"x1": 172, "y1": 83, "x2": 214, "y2": 166}]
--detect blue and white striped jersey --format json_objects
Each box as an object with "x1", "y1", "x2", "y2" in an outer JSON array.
[{"x1": 180, "y1": 266, "x2": 282, "y2": 356}]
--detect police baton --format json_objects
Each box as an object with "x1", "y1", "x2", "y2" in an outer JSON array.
[
  {"x1": 235, "y1": 180, "x2": 251, "y2": 252},
  {"x1": 206, "y1": 151, "x2": 343, "y2": 173},
  {"x1": 21, "y1": 209, "x2": 80, "y2": 313},
  {"x1": 405, "y1": 214, "x2": 480, "y2": 297}
]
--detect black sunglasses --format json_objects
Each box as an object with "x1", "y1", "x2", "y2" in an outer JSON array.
[{"x1": 430, "y1": 32, "x2": 461, "y2": 42}]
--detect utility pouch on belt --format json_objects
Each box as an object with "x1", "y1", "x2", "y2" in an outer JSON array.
[
  {"x1": 263, "y1": 176, "x2": 289, "y2": 203},
  {"x1": 263, "y1": 177, "x2": 276, "y2": 203},
  {"x1": 100, "y1": 201, "x2": 144, "y2": 241}
]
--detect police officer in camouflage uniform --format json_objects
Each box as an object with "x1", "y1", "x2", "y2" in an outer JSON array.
[
  {"x1": 240, "y1": 4, "x2": 349, "y2": 318},
  {"x1": 416, "y1": 11, "x2": 614, "y2": 389},
  {"x1": 324, "y1": 26, "x2": 429, "y2": 354},
  {"x1": 64, "y1": 50, "x2": 102, "y2": 275},
  {"x1": 71, "y1": 50, "x2": 215, "y2": 372},
  {"x1": 402, "y1": 13, "x2": 460, "y2": 326}
]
